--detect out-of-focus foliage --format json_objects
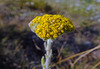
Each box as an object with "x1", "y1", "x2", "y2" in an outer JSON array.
[
  {"x1": 0, "y1": 0, "x2": 100, "y2": 69},
  {"x1": 46, "y1": 0, "x2": 100, "y2": 27}
]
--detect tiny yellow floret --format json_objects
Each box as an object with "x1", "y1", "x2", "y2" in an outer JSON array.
[{"x1": 29, "y1": 14, "x2": 75, "y2": 40}]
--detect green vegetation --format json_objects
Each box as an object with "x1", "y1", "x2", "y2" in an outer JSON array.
[{"x1": 0, "y1": 0, "x2": 100, "y2": 69}]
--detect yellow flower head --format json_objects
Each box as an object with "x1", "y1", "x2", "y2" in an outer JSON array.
[{"x1": 29, "y1": 14, "x2": 75, "y2": 40}]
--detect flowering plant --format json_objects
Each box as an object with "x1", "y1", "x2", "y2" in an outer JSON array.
[{"x1": 29, "y1": 14, "x2": 75, "y2": 69}]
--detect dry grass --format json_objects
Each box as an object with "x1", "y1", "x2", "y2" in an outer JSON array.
[{"x1": 52, "y1": 45, "x2": 100, "y2": 69}]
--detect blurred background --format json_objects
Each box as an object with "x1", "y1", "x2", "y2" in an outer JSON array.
[{"x1": 0, "y1": 0, "x2": 100, "y2": 69}]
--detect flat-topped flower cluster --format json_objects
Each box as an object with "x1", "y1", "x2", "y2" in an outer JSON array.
[{"x1": 29, "y1": 14, "x2": 75, "y2": 40}]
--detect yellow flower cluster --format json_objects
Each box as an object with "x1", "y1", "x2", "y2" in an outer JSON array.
[{"x1": 29, "y1": 14, "x2": 75, "y2": 40}]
